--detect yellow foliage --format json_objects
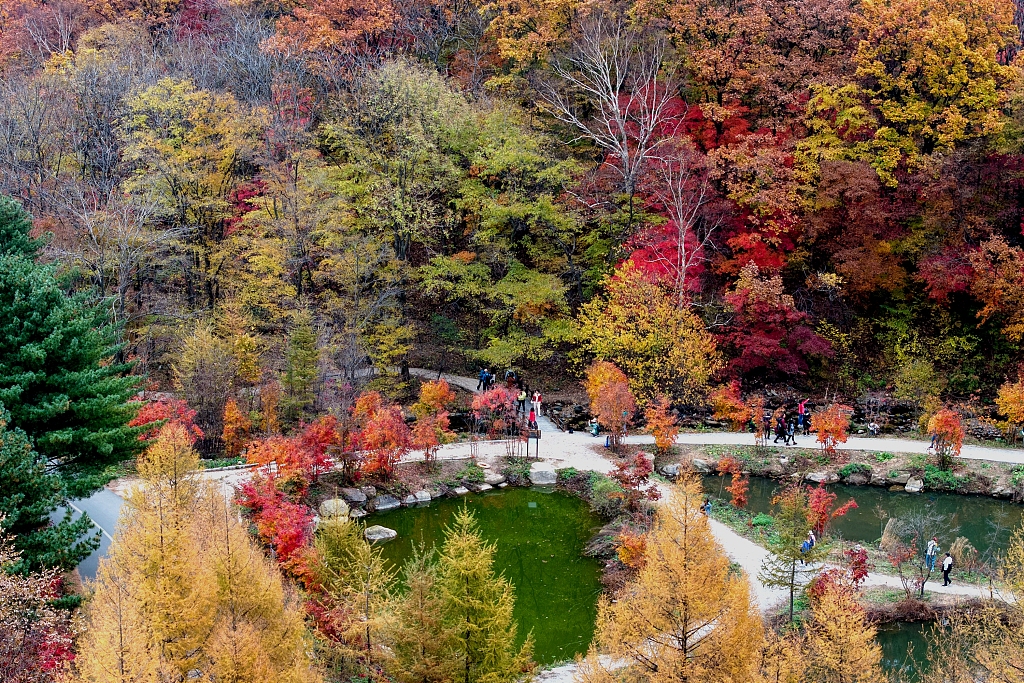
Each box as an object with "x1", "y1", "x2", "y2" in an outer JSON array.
[{"x1": 805, "y1": 586, "x2": 884, "y2": 683}]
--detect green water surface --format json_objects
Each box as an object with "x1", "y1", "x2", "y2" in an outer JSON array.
[{"x1": 372, "y1": 487, "x2": 604, "y2": 665}]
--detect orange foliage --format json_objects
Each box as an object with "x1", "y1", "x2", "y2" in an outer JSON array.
[
  {"x1": 727, "y1": 473, "x2": 749, "y2": 509},
  {"x1": 644, "y1": 394, "x2": 678, "y2": 454},
  {"x1": 616, "y1": 531, "x2": 648, "y2": 570},
  {"x1": 928, "y1": 408, "x2": 965, "y2": 470},
  {"x1": 267, "y1": 0, "x2": 399, "y2": 64},
  {"x1": 748, "y1": 395, "x2": 767, "y2": 446},
  {"x1": 221, "y1": 398, "x2": 251, "y2": 458},
  {"x1": 356, "y1": 392, "x2": 411, "y2": 478},
  {"x1": 412, "y1": 379, "x2": 457, "y2": 418},
  {"x1": 585, "y1": 361, "x2": 636, "y2": 450},
  {"x1": 810, "y1": 404, "x2": 851, "y2": 459},
  {"x1": 709, "y1": 382, "x2": 752, "y2": 431}
]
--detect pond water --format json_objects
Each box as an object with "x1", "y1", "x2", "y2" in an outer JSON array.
[
  {"x1": 703, "y1": 474, "x2": 1024, "y2": 561},
  {"x1": 875, "y1": 622, "x2": 930, "y2": 680},
  {"x1": 372, "y1": 487, "x2": 605, "y2": 665}
]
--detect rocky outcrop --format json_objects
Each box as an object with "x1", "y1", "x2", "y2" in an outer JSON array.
[
  {"x1": 372, "y1": 495, "x2": 401, "y2": 512},
  {"x1": 484, "y1": 473, "x2": 506, "y2": 486},
  {"x1": 364, "y1": 525, "x2": 397, "y2": 542},
  {"x1": 319, "y1": 498, "x2": 350, "y2": 518},
  {"x1": 449, "y1": 486, "x2": 470, "y2": 496},
  {"x1": 690, "y1": 458, "x2": 713, "y2": 474},
  {"x1": 905, "y1": 477, "x2": 924, "y2": 493},
  {"x1": 659, "y1": 463, "x2": 680, "y2": 479},
  {"x1": 340, "y1": 488, "x2": 367, "y2": 505},
  {"x1": 806, "y1": 471, "x2": 840, "y2": 484},
  {"x1": 845, "y1": 473, "x2": 870, "y2": 486}
]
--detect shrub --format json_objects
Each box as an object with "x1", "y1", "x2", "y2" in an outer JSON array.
[
  {"x1": 501, "y1": 457, "x2": 531, "y2": 486},
  {"x1": 873, "y1": 451, "x2": 896, "y2": 463},
  {"x1": 752, "y1": 513, "x2": 774, "y2": 527},
  {"x1": 922, "y1": 464, "x2": 970, "y2": 491},
  {"x1": 591, "y1": 476, "x2": 625, "y2": 518},
  {"x1": 1012, "y1": 465, "x2": 1024, "y2": 487},
  {"x1": 838, "y1": 463, "x2": 872, "y2": 478}
]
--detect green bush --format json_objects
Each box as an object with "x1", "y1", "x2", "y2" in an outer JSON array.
[
  {"x1": 923, "y1": 464, "x2": 970, "y2": 491},
  {"x1": 500, "y1": 458, "x2": 531, "y2": 486},
  {"x1": 838, "y1": 463, "x2": 872, "y2": 478},
  {"x1": 752, "y1": 513, "x2": 774, "y2": 527},
  {"x1": 590, "y1": 476, "x2": 625, "y2": 518},
  {"x1": 873, "y1": 451, "x2": 896, "y2": 463},
  {"x1": 1011, "y1": 465, "x2": 1024, "y2": 487}
]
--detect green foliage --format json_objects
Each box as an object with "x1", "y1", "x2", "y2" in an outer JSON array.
[
  {"x1": 752, "y1": 513, "x2": 774, "y2": 528},
  {"x1": 839, "y1": 463, "x2": 872, "y2": 478},
  {"x1": 1012, "y1": 465, "x2": 1024, "y2": 486},
  {"x1": 500, "y1": 457, "x2": 532, "y2": 486},
  {"x1": 0, "y1": 408, "x2": 99, "y2": 573},
  {"x1": 0, "y1": 253, "x2": 143, "y2": 497},
  {"x1": 922, "y1": 464, "x2": 970, "y2": 491},
  {"x1": 0, "y1": 195, "x2": 44, "y2": 257},
  {"x1": 589, "y1": 476, "x2": 626, "y2": 518},
  {"x1": 282, "y1": 311, "x2": 319, "y2": 423},
  {"x1": 873, "y1": 452, "x2": 897, "y2": 463},
  {"x1": 759, "y1": 487, "x2": 829, "y2": 621}
]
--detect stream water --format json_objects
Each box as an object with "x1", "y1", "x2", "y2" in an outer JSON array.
[{"x1": 372, "y1": 487, "x2": 604, "y2": 665}]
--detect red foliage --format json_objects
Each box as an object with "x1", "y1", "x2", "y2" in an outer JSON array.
[
  {"x1": 727, "y1": 473, "x2": 749, "y2": 509},
  {"x1": 128, "y1": 398, "x2": 204, "y2": 443},
  {"x1": 471, "y1": 385, "x2": 519, "y2": 438},
  {"x1": 610, "y1": 453, "x2": 661, "y2": 511},
  {"x1": 810, "y1": 403, "x2": 852, "y2": 459},
  {"x1": 296, "y1": 415, "x2": 341, "y2": 481},
  {"x1": 359, "y1": 402, "x2": 411, "y2": 478},
  {"x1": 236, "y1": 473, "x2": 313, "y2": 570},
  {"x1": 806, "y1": 483, "x2": 858, "y2": 537}
]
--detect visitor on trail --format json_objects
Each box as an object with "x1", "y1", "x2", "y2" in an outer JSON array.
[
  {"x1": 589, "y1": 417, "x2": 599, "y2": 436},
  {"x1": 528, "y1": 408, "x2": 538, "y2": 430},
  {"x1": 808, "y1": 529, "x2": 816, "y2": 548},
  {"x1": 478, "y1": 368, "x2": 488, "y2": 391},
  {"x1": 797, "y1": 399, "x2": 809, "y2": 434},
  {"x1": 701, "y1": 498, "x2": 712, "y2": 516},
  {"x1": 774, "y1": 415, "x2": 787, "y2": 443},
  {"x1": 942, "y1": 552, "x2": 953, "y2": 585},
  {"x1": 929, "y1": 432, "x2": 938, "y2": 451},
  {"x1": 926, "y1": 537, "x2": 940, "y2": 572},
  {"x1": 763, "y1": 412, "x2": 773, "y2": 439},
  {"x1": 517, "y1": 390, "x2": 527, "y2": 414},
  {"x1": 531, "y1": 390, "x2": 542, "y2": 414},
  {"x1": 786, "y1": 419, "x2": 796, "y2": 445},
  {"x1": 868, "y1": 421, "x2": 881, "y2": 436}
]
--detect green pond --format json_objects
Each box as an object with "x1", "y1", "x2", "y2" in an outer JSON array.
[
  {"x1": 875, "y1": 622, "x2": 930, "y2": 680},
  {"x1": 703, "y1": 474, "x2": 1024, "y2": 560},
  {"x1": 372, "y1": 487, "x2": 604, "y2": 665}
]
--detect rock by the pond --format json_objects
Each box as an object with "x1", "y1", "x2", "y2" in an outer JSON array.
[
  {"x1": 466, "y1": 482, "x2": 493, "y2": 493},
  {"x1": 349, "y1": 508, "x2": 368, "y2": 520},
  {"x1": 373, "y1": 494, "x2": 401, "y2": 511},
  {"x1": 412, "y1": 490, "x2": 431, "y2": 503},
  {"x1": 529, "y1": 463, "x2": 558, "y2": 485},
  {"x1": 360, "y1": 485, "x2": 377, "y2": 499},
  {"x1": 364, "y1": 525, "x2": 397, "y2": 542},
  {"x1": 870, "y1": 473, "x2": 888, "y2": 486},
  {"x1": 905, "y1": 477, "x2": 924, "y2": 493},
  {"x1": 659, "y1": 463, "x2": 680, "y2": 479},
  {"x1": 889, "y1": 473, "x2": 911, "y2": 485},
  {"x1": 402, "y1": 494, "x2": 418, "y2": 506},
  {"x1": 846, "y1": 473, "x2": 870, "y2": 486},
  {"x1": 497, "y1": 482, "x2": 508, "y2": 488},
  {"x1": 340, "y1": 487, "x2": 367, "y2": 505},
  {"x1": 319, "y1": 498, "x2": 350, "y2": 518},
  {"x1": 484, "y1": 473, "x2": 506, "y2": 486},
  {"x1": 427, "y1": 485, "x2": 445, "y2": 499},
  {"x1": 449, "y1": 486, "x2": 470, "y2": 497},
  {"x1": 691, "y1": 458, "x2": 713, "y2": 474},
  {"x1": 806, "y1": 471, "x2": 839, "y2": 484}
]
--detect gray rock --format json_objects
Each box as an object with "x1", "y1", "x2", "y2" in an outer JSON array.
[
  {"x1": 402, "y1": 494, "x2": 418, "y2": 506},
  {"x1": 659, "y1": 463, "x2": 681, "y2": 479},
  {"x1": 340, "y1": 488, "x2": 367, "y2": 505},
  {"x1": 349, "y1": 508, "x2": 368, "y2": 520},
  {"x1": 469, "y1": 483, "x2": 494, "y2": 492},
  {"x1": 806, "y1": 471, "x2": 840, "y2": 484},
  {"x1": 691, "y1": 458, "x2": 713, "y2": 474},
  {"x1": 360, "y1": 486, "x2": 377, "y2": 499},
  {"x1": 846, "y1": 473, "x2": 870, "y2": 486},
  {"x1": 364, "y1": 525, "x2": 397, "y2": 543},
  {"x1": 484, "y1": 473, "x2": 506, "y2": 486},
  {"x1": 889, "y1": 473, "x2": 911, "y2": 485},
  {"x1": 412, "y1": 490, "x2": 431, "y2": 503},
  {"x1": 427, "y1": 485, "x2": 445, "y2": 499},
  {"x1": 905, "y1": 477, "x2": 924, "y2": 493},
  {"x1": 529, "y1": 463, "x2": 558, "y2": 485},
  {"x1": 449, "y1": 486, "x2": 470, "y2": 497},
  {"x1": 319, "y1": 498, "x2": 350, "y2": 518},
  {"x1": 870, "y1": 473, "x2": 888, "y2": 487},
  {"x1": 497, "y1": 482, "x2": 508, "y2": 488},
  {"x1": 373, "y1": 495, "x2": 401, "y2": 512}
]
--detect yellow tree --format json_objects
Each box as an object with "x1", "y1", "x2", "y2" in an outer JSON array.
[
  {"x1": 996, "y1": 378, "x2": 1024, "y2": 441},
  {"x1": 575, "y1": 260, "x2": 722, "y2": 405},
  {"x1": 577, "y1": 475, "x2": 764, "y2": 683},
  {"x1": 805, "y1": 586, "x2": 884, "y2": 683}
]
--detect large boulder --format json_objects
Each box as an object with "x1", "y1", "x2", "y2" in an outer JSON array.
[
  {"x1": 468, "y1": 482, "x2": 494, "y2": 493},
  {"x1": 690, "y1": 458, "x2": 713, "y2": 474},
  {"x1": 905, "y1": 477, "x2": 924, "y2": 493},
  {"x1": 319, "y1": 498, "x2": 350, "y2": 518},
  {"x1": 364, "y1": 525, "x2": 397, "y2": 543},
  {"x1": 372, "y1": 495, "x2": 401, "y2": 512},
  {"x1": 889, "y1": 473, "x2": 911, "y2": 485},
  {"x1": 484, "y1": 473, "x2": 506, "y2": 486},
  {"x1": 806, "y1": 471, "x2": 839, "y2": 484},
  {"x1": 340, "y1": 488, "x2": 367, "y2": 505},
  {"x1": 449, "y1": 486, "x2": 470, "y2": 497},
  {"x1": 659, "y1": 464, "x2": 681, "y2": 479},
  {"x1": 412, "y1": 490, "x2": 431, "y2": 503},
  {"x1": 845, "y1": 473, "x2": 870, "y2": 486},
  {"x1": 360, "y1": 486, "x2": 378, "y2": 499},
  {"x1": 529, "y1": 463, "x2": 558, "y2": 485}
]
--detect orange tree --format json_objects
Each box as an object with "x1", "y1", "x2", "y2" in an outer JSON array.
[
  {"x1": 411, "y1": 379, "x2": 457, "y2": 463},
  {"x1": 928, "y1": 408, "x2": 965, "y2": 471},
  {"x1": 810, "y1": 404, "x2": 852, "y2": 460},
  {"x1": 709, "y1": 382, "x2": 752, "y2": 431},
  {"x1": 996, "y1": 378, "x2": 1024, "y2": 442},
  {"x1": 585, "y1": 361, "x2": 636, "y2": 451},
  {"x1": 221, "y1": 398, "x2": 252, "y2": 458},
  {"x1": 644, "y1": 394, "x2": 678, "y2": 455}
]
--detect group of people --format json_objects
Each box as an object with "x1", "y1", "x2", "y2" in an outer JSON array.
[
  {"x1": 925, "y1": 536, "x2": 955, "y2": 586},
  {"x1": 765, "y1": 399, "x2": 811, "y2": 445},
  {"x1": 478, "y1": 368, "x2": 542, "y2": 429}
]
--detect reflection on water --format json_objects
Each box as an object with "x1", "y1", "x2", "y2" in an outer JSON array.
[
  {"x1": 373, "y1": 487, "x2": 604, "y2": 664},
  {"x1": 876, "y1": 621, "x2": 929, "y2": 680}
]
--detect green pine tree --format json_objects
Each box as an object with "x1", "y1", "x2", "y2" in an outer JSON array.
[
  {"x1": 389, "y1": 546, "x2": 459, "y2": 683},
  {"x1": 437, "y1": 507, "x2": 535, "y2": 683},
  {"x1": 0, "y1": 195, "x2": 44, "y2": 257},
  {"x1": 282, "y1": 311, "x2": 319, "y2": 423},
  {"x1": 0, "y1": 247, "x2": 143, "y2": 497},
  {"x1": 0, "y1": 406, "x2": 99, "y2": 573},
  {"x1": 759, "y1": 486, "x2": 830, "y2": 622}
]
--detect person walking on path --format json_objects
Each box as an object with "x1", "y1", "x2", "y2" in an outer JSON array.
[
  {"x1": 774, "y1": 414, "x2": 787, "y2": 444},
  {"x1": 786, "y1": 418, "x2": 796, "y2": 445},
  {"x1": 527, "y1": 408, "x2": 538, "y2": 430},
  {"x1": 926, "y1": 537, "x2": 940, "y2": 572},
  {"x1": 531, "y1": 390, "x2": 542, "y2": 415},
  {"x1": 478, "y1": 368, "x2": 489, "y2": 391},
  {"x1": 942, "y1": 552, "x2": 954, "y2": 585},
  {"x1": 516, "y1": 389, "x2": 527, "y2": 414},
  {"x1": 798, "y1": 399, "x2": 809, "y2": 435}
]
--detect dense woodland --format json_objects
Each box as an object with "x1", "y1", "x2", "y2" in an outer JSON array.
[{"x1": 6, "y1": 0, "x2": 1024, "y2": 680}]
